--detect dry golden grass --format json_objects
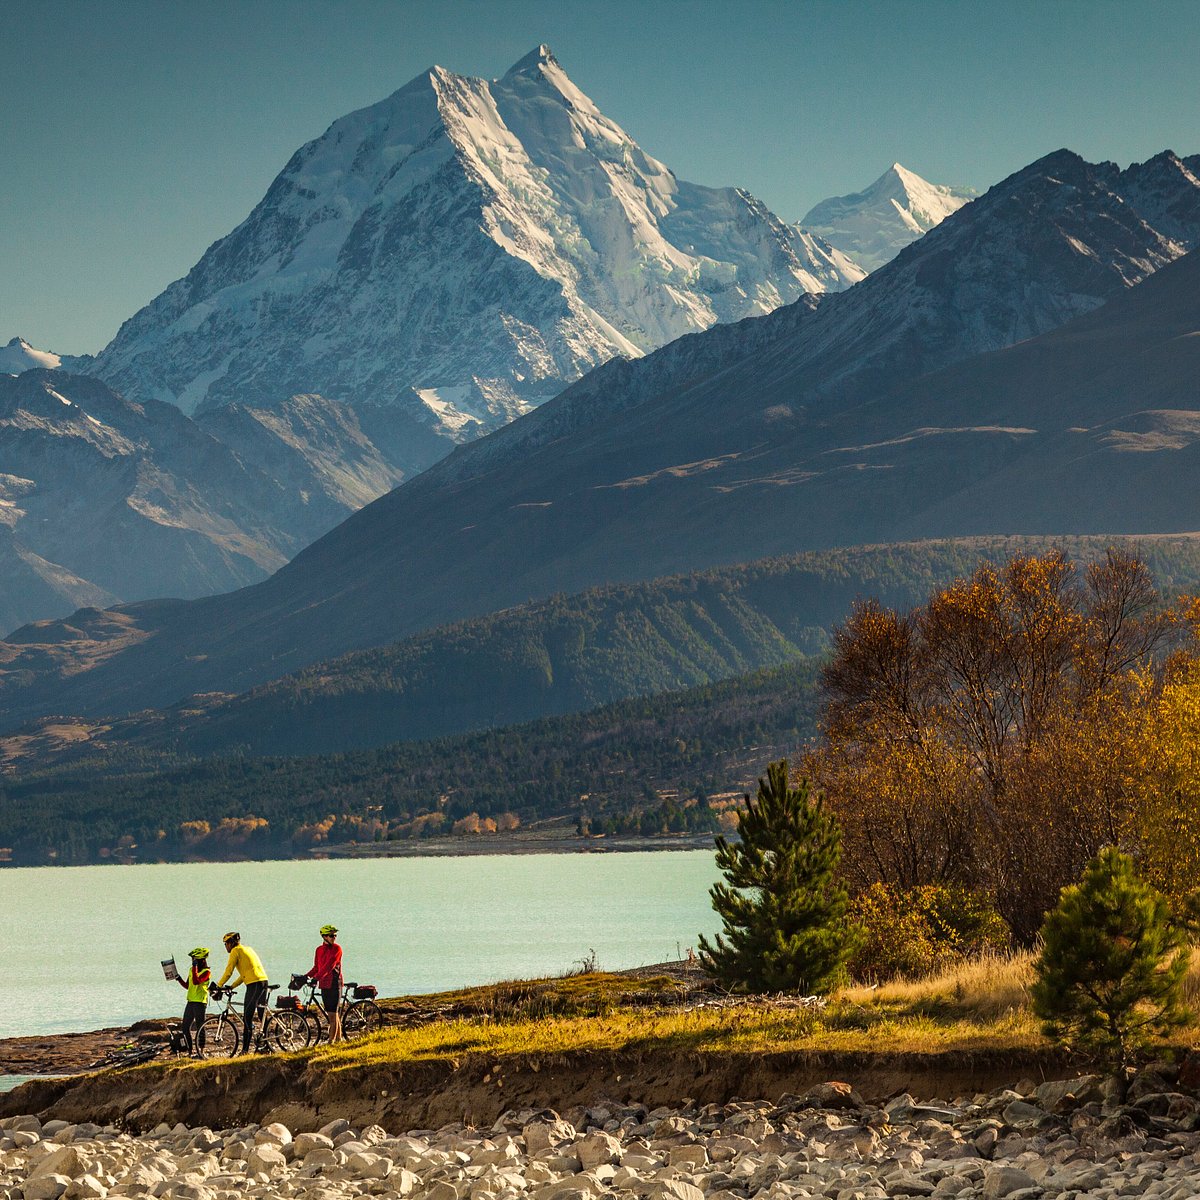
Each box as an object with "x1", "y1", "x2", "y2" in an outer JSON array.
[
  {"x1": 309, "y1": 953, "x2": 1057, "y2": 1072},
  {"x1": 173, "y1": 948, "x2": 1200, "y2": 1076},
  {"x1": 390, "y1": 971, "x2": 690, "y2": 1022},
  {"x1": 1181, "y1": 948, "x2": 1200, "y2": 1011},
  {"x1": 310, "y1": 1003, "x2": 1036, "y2": 1074},
  {"x1": 841, "y1": 950, "x2": 1035, "y2": 1022}
]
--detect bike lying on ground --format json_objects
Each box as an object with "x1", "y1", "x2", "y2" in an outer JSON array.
[
  {"x1": 201, "y1": 984, "x2": 310, "y2": 1056},
  {"x1": 89, "y1": 1038, "x2": 170, "y2": 1070},
  {"x1": 277, "y1": 974, "x2": 385, "y2": 1046}
]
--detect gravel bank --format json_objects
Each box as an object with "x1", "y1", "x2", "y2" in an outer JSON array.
[{"x1": 5, "y1": 1066, "x2": 1200, "y2": 1200}]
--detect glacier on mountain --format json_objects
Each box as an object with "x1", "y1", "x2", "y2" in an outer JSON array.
[{"x1": 91, "y1": 45, "x2": 865, "y2": 466}]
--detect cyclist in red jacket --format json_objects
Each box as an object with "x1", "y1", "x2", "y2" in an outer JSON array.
[{"x1": 308, "y1": 924, "x2": 344, "y2": 1043}]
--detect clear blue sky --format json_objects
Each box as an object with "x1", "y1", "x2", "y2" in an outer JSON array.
[{"x1": 5, "y1": 0, "x2": 1199, "y2": 354}]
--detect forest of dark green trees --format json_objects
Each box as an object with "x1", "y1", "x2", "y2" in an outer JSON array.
[
  {"x1": 0, "y1": 660, "x2": 821, "y2": 866},
  {"x1": 8, "y1": 534, "x2": 1200, "y2": 868}
]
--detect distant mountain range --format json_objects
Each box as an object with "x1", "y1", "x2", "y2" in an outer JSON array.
[
  {"x1": 1, "y1": 46, "x2": 874, "y2": 630},
  {"x1": 800, "y1": 163, "x2": 976, "y2": 270},
  {"x1": 88, "y1": 46, "x2": 862, "y2": 445},
  {"x1": 2, "y1": 147, "x2": 1199, "y2": 730},
  {"x1": 10, "y1": 534, "x2": 1200, "y2": 779},
  {"x1": 0, "y1": 338, "x2": 64, "y2": 375}
]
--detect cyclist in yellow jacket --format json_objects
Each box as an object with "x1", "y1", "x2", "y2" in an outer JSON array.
[{"x1": 217, "y1": 931, "x2": 269, "y2": 1054}]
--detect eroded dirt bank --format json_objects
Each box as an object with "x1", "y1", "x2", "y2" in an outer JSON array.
[{"x1": 0, "y1": 1046, "x2": 1082, "y2": 1133}]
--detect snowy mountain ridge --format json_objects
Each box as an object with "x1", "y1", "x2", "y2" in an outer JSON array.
[
  {"x1": 801, "y1": 162, "x2": 977, "y2": 270},
  {"x1": 92, "y1": 45, "x2": 864, "y2": 467},
  {"x1": 0, "y1": 337, "x2": 64, "y2": 375}
]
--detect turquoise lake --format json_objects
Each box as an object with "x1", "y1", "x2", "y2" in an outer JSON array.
[{"x1": 0, "y1": 852, "x2": 722, "y2": 1041}]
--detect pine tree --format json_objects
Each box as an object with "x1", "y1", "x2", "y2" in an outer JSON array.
[
  {"x1": 698, "y1": 759, "x2": 852, "y2": 993},
  {"x1": 1032, "y1": 847, "x2": 1190, "y2": 1072}
]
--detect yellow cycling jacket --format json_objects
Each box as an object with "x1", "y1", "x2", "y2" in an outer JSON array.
[{"x1": 217, "y1": 943, "x2": 268, "y2": 988}]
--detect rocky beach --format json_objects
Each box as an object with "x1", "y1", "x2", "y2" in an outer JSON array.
[{"x1": 6, "y1": 1066, "x2": 1200, "y2": 1200}]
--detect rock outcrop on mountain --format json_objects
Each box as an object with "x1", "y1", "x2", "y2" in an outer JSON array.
[
  {"x1": 195, "y1": 395, "x2": 403, "y2": 526},
  {"x1": 1, "y1": 148, "x2": 1198, "y2": 726},
  {"x1": 800, "y1": 163, "x2": 977, "y2": 270},
  {"x1": 0, "y1": 373, "x2": 404, "y2": 632},
  {"x1": 90, "y1": 45, "x2": 863, "y2": 472}
]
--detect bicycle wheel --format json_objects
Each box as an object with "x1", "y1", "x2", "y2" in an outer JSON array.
[
  {"x1": 269, "y1": 1009, "x2": 312, "y2": 1052},
  {"x1": 343, "y1": 1000, "x2": 384, "y2": 1040},
  {"x1": 201, "y1": 1014, "x2": 241, "y2": 1058}
]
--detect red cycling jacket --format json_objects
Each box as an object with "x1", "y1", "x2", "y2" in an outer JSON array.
[{"x1": 309, "y1": 941, "x2": 343, "y2": 988}]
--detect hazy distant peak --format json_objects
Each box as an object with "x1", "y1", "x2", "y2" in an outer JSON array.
[
  {"x1": 0, "y1": 337, "x2": 62, "y2": 376},
  {"x1": 801, "y1": 162, "x2": 977, "y2": 272}
]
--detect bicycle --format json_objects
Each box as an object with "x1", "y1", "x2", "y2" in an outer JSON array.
[
  {"x1": 89, "y1": 1039, "x2": 169, "y2": 1070},
  {"x1": 202, "y1": 983, "x2": 310, "y2": 1056},
  {"x1": 283, "y1": 973, "x2": 385, "y2": 1045}
]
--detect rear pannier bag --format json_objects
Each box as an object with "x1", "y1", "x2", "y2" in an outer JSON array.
[
  {"x1": 277, "y1": 995, "x2": 300, "y2": 1011},
  {"x1": 353, "y1": 985, "x2": 378, "y2": 1000}
]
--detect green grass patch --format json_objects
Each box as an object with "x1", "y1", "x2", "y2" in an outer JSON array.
[{"x1": 386, "y1": 971, "x2": 698, "y2": 1022}]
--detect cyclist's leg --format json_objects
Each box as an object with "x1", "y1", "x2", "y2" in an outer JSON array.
[
  {"x1": 242, "y1": 982, "x2": 267, "y2": 1053},
  {"x1": 322, "y1": 982, "x2": 343, "y2": 1043},
  {"x1": 181, "y1": 1001, "x2": 205, "y2": 1056}
]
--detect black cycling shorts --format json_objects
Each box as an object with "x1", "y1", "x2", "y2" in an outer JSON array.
[{"x1": 321, "y1": 984, "x2": 341, "y2": 1012}]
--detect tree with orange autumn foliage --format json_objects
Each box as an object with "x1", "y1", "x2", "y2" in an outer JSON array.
[
  {"x1": 1120, "y1": 604, "x2": 1200, "y2": 902},
  {"x1": 807, "y1": 549, "x2": 1175, "y2": 941}
]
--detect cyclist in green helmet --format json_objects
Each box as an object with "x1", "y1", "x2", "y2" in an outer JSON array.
[
  {"x1": 175, "y1": 947, "x2": 211, "y2": 1058},
  {"x1": 307, "y1": 924, "x2": 344, "y2": 1043}
]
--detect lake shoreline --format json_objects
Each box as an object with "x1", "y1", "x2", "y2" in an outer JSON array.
[
  {"x1": 0, "y1": 963, "x2": 705, "y2": 1079},
  {"x1": 0, "y1": 850, "x2": 723, "y2": 1047},
  {"x1": 0, "y1": 831, "x2": 719, "y2": 870},
  {"x1": 318, "y1": 831, "x2": 718, "y2": 859}
]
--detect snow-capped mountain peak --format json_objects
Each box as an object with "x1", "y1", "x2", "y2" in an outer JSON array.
[
  {"x1": 801, "y1": 163, "x2": 977, "y2": 271},
  {"x1": 91, "y1": 47, "x2": 864, "y2": 471},
  {"x1": 0, "y1": 337, "x2": 62, "y2": 375}
]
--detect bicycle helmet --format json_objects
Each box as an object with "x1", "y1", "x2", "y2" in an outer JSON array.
[
  {"x1": 320, "y1": 924, "x2": 338, "y2": 936},
  {"x1": 223, "y1": 931, "x2": 240, "y2": 945},
  {"x1": 188, "y1": 947, "x2": 210, "y2": 959}
]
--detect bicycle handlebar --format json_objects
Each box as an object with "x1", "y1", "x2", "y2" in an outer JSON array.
[{"x1": 289, "y1": 976, "x2": 364, "y2": 990}]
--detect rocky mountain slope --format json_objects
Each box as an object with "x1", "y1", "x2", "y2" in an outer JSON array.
[
  {"x1": 0, "y1": 372, "x2": 404, "y2": 632},
  {"x1": 800, "y1": 163, "x2": 977, "y2": 270},
  {"x1": 1, "y1": 148, "x2": 1197, "y2": 726},
  {"x1": 91, "y1": 45, "x2": 863, "y2": 469},
  {"x1": 426, "y1": 149, "x2": 1200, "y2": 489}
]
